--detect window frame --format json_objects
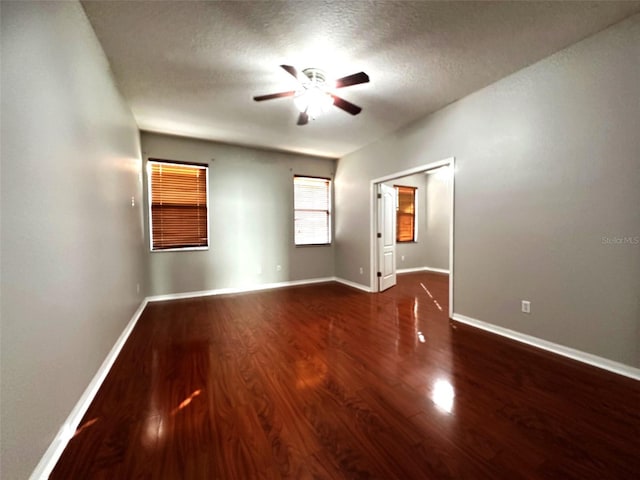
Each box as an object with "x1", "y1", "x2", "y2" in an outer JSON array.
[
  {"x1": 147, "y1": 158, "x2": 210, "y2": 252},
  {"x1": 293, "y1": 175, "x2": 332, "y2": 247},
  {"x1": 394, "y1": 184, "x2": 418, "y2": 243}
]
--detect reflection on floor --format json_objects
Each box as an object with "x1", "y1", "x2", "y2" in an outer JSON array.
[{"x1": 52, "y1": 272, "x2": 640, "y2": 479}]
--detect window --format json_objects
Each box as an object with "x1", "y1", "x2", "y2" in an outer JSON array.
[
  {"x1": 148, "y1": 160, "x2": 208, "y2": 251},
  {"x1": 395, "y1": 185, "x2": 417, "y2": 242},
  {"x1": 294, "y1": 176, "x2": 331, "y2": 245}
]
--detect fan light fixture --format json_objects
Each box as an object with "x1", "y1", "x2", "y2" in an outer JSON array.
[
  {"x1": 294, "y1": 87, "x2": 333, "y2": 119},
  {"x1": 293, "y1": 68, "x2": 334, "y2": 119},
  {"x1": 253, "y1": 65, "x2": 369, "y2": 125}
]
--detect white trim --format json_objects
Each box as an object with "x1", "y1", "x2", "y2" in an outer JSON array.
[
  {"x1": 146, "y1": 277, "x2": 336, "y2": 302},
  {"x1": 413, "y1": 187, "x2": 419, "y2": 243},
  {"x1": 448, "y1": 160, "x2": 455, "y2": 318},
  {"x1": 150, "y1": 246, "x2": 209, "y2": 253},
  {"x1": 397, "y1": 266, "x2": 450, "y2": 275},
  {"x1": 397, "y1": 267, "x2": 428, "y2": 274},
  {"x1": 426, "y1": 266, "x2": 450, "y2": 275},
  {"x1": 334, "y1": 277, "x2": 373, "y2": 292},
  {"x1": 31, "y1": 299, "x2": 149, "y2": 480},
  {"x1": 370, "y1": 158, "x2": 452, "y2": 184},
  {"x1": 146, "y1": 160, "x2": 153, "y2": 251},
  {"x1": 451, "y1": 313, "x2": 640, "y2": 381}
]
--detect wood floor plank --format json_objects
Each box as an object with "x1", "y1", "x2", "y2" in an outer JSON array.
[{"x1": 51, "y1": 273, "x2": 640, "y2": 479}]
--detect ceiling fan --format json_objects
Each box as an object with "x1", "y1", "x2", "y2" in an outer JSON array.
[{"x1": 253, "y1": 65, "x2": 370, "y2": 125}]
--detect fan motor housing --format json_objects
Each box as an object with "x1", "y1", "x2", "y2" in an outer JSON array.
[{"x1": 301, "y1": 68, "x2": 327, "y2": 86}]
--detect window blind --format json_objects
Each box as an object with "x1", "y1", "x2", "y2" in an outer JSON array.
[
  {"x1": 149, "y1": 161, "x2": 208, "y2": 250},
  {"x1": 396, "y1": 185, "x2": 416, "y2": 242},
  {"x1": 294, "y1": 176, "x2": 331, "y2": 245}
]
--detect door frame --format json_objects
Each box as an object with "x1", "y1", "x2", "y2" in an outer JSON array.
[{"x1": 370, "y1": 157, "x2": 455, "y2": 318}]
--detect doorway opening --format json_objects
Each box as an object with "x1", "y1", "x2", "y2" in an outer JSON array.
[{"x1": 370, "y1": 157, "x2": 454, "y2": 317}]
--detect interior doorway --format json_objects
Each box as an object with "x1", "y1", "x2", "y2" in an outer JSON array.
[{"x1": 370, "y1": 157, "x2": 454, "y2": 317}]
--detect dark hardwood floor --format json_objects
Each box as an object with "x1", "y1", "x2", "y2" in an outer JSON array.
[{"x1": 52, "y1": 273, "x2": 640, "y2": 479}]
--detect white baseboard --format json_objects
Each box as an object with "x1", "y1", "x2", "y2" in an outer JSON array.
[
  {"x1": 146, "y1": 277, "x2": 336, "y2": 302},
  {"x1": 451, "y1": 313, "x2": 640, "y2": 381},
  {"x1": 333, "y1": 277, "x2": 373, "y2": 292},
  {"x1": 397, "y1": 266, "x2": 450, "y2": 275},
  {"x1": 397, "y1": 267, "x2": 427, "y2": 274},
  {"x1": 423, "y1": 267, "x2": 450, "y2": 275},
  {"x1": 30, "y1": 299, "x2": 149, "y2": 480}
]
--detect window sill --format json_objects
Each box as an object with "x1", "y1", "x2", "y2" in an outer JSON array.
[{"x1": 150, "y1": 246, "x2": 209, "y2": 253}]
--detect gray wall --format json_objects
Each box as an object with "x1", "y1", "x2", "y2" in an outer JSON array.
[
  {"x1": 423, "y1": 167, "x2": 452, "y2": 271},
  {"x1": 335, "y1": 15, "x2": 640, "y2": 367},
  {"x1": 141, "y1": 132, "x2": 336, "y2": 296},
  {"x1": 0, "y1": 2, "x2": 146, "y2": 478}
]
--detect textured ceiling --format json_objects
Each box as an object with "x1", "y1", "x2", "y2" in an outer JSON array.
[{"x1": 82, "y1": 1, "x2": 640, "y2": 158}]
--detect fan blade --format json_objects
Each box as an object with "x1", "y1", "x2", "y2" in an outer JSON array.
[
  {"x1": 334, "y1": 71, "x2": 369, "y2": 88},
  {"x1": 331, "y1": 95, "x2": 362, "y2": 115},
  {"x1": 297, "y1": 110, "x2": 309, "y2": 126},
  {"x1": 253, "y1": 91, "x2": 296, "y2": 101},
  {"x1": 280, "y1": 64, "x2": 300, "y2": 80}
]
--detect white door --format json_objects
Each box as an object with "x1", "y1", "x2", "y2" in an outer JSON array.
[{"x1": 377, "y1": 184, "x2": 397, "y2": 291}]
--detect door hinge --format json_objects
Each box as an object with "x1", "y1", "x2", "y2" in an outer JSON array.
[
  {"x1": 377, "y1": 193, "x2": 382, "y2": 199},
  {"x1": 377, "y1": 233, "x2": 381, "y2": 238},
  {"x1": 377, "y1": 272, "x2": 382, "y2": 277}
]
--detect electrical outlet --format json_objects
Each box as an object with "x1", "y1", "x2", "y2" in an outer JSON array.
[
  {"x1": 401, "y1": 255, "x2": 405, "y2": 262},
  {"x1": 359, "y1": 267, "x2": 364, "y2": 275},
  {"x1": 521, "y1": 300, "x2": 531, "y2": 314},
  {"x1": 276, "y1": 265, "x2": 282, "y2": 272}
]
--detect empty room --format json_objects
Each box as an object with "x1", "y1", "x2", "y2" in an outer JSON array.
[{"x1": 1, "y1": 1, "x2": 639, "y2": 479}]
